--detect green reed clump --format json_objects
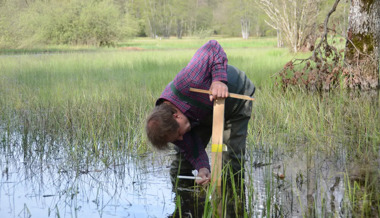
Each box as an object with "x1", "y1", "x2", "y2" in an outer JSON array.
[
  {"x1": 247, "y1": 86, "x2": 379, "y2": 217},
  {"x1": 344, "y1": 170, "x2": 379, "y2": 217},
  {"x1": 192, "y1": 160, "x2": 249, "y2": 217},
  {"x1": 250, "y1": 87, "x2": 379, "y2": 154},
  {"x1": 1, "y1": 52, "x2": 156, "y2": 160}
]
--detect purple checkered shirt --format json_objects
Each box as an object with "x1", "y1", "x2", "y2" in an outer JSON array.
[{"x1": 156, "y1": 40, "x2": 228, "y2": 171}]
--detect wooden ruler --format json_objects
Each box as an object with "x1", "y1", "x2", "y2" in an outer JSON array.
[
  {"x1": 211, "y1": 98, "x2": 225, "y2": 187},
  {"x1": 189, "y1": 87, "x2": 254, "y2": 187},
  {"x1": 189, "y1": 87, "x2": 254, "y2": 216},
  {"x1": 189, "y1": 87, "x2": 255, "y2": 101}
]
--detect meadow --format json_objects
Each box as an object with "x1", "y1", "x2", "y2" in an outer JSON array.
[{"x1": 0, "y1": 37, "x2": 379, "y2": 217}]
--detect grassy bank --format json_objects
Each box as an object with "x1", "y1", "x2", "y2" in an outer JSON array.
[{"x1": 0, "y1": 37, "x2": 278, "y2": 55}]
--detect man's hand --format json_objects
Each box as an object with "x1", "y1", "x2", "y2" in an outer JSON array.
[
  {"x1": 209, "y1": 81, "x2": 228, "y2": 101},
  {"x1": 195, "y1": 168, "x2": 210, "y2": 185}
]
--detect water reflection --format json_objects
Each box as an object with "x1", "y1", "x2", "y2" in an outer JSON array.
[
  {"x1": 168, "y1": 151, "x2": 247, "y2": 218},
  {"x1": 0, "y1": 131, "x2": 176, "y2": 217},
  {"x1": 168, "y1": 153, "x2": 205, "y2": 218},
  {"x1": 246, "y1": 145, "x2": 347, "y2": 217},
  {"x1": 1, "y1": 129, "x2": 379, "y2": 217}
]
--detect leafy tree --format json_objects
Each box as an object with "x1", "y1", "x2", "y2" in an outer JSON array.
[
  {"x1": 172, "y1": 0, "x2": 189, "y2": 39},
  {"x1": 78, "y1": 0, "x2": 122, "y2": 46},
  {"x1": 26, "y1": 1, "x2": 81, "y2": 45},
  {"x1": 187, "y1": 0, "x2": 214, "y2": 37},
  {"x1": 124, "y1": 0, "x2": 148, "y2": 37},
  {"x1": 142, "y1": 0, "x2": 175, "y2": 38},
  {"x1": 1, "y1": 0, "x2": 138, "y2": 47},
  {"x1": 0, "y1": 0, "x2": 28, "y2": 48}
]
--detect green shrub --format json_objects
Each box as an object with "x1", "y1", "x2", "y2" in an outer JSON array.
[{"x1": 3, "y1": 0, "x2": 138, "y2": 47}]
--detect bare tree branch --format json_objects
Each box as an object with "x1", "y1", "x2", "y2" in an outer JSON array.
[
  {"x1": 274, "y1": 0, "x2": 344, "y2": 91},
  {"x1": 312, "y1": 0, "x2": 340, "y2": 59}
]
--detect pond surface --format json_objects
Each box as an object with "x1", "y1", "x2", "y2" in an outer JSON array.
[
  {"x1": 246, "y1": 145, "x2": 347, "y2": 217},
  {"x1": 0, "y1": 131, "x2": 378, "y2": 217},
  {"x1": 0, "y1": 132, "x2": 177, "y2": 217}
]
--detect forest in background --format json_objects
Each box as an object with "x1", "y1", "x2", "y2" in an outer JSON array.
[{"x1": 0, "y1": 0, "x2": 349, "y2": 50}]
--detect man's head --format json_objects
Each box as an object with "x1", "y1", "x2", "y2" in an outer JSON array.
[{"x1": 146, "y1": 102, "x2": 191, "y2": 149}]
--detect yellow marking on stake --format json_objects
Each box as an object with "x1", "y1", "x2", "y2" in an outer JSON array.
[{"x1": 211, "y1": 144, "x2": 223, "y2": 152}]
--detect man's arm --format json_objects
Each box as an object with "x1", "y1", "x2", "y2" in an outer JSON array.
[
  {"x1": 206, "y1": 40, "x2": 229, "y2": 100},
  {"x1": 207, "y1": 40, "x2": 228, "y2": 84},
  {"x1": 174, "y1": 40, "x2": 229, "y2": 103},
  {"x1": 175, "y1": 137, "x2": 211, "y2": 185},
  {"x1": 174, "y1": 133, "x2": 210, "y2": 171},
  {"x1": 190, "y1": 40, "x2": 229, "y2": 101}
]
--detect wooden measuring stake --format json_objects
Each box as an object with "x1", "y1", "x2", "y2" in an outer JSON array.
[
  {"x1": 211, "y1": 98, "x2": 225, "y2": 218},
  {"x1": 189, "y1": 87, "x2": 254, "y2": 187},
  {"x1": 189, "y1": 87, "x2": 254, "y2": 216},
  {"x1": 211, "y1": 98, "x2": 225, "y2": 187}
]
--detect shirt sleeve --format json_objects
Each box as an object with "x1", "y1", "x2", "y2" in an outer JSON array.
[
  {"x1": 174, "y1": 40, "x2": 228, "y2": 93},
  {"x1": 206, "y1": 40, "x2": 228, "y2": 83},
  {"x1": 173, "y1": 132, "x2": 210, "y2": 171}
]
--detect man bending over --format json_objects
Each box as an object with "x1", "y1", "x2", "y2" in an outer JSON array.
[{"x1": 146, "y1": 40, "x2": 255, "y2": 186}]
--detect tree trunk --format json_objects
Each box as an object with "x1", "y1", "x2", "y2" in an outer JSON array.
[
  {"x1": 176, "y1": 18, "x2": 183, "y2": 39},
  {"x1": 241, "y1": 17, "x2": 250, "y2": 39},
  {"x1": 276, "y1": 28, "x2": 283, "y2": 48},
  {"x1": 344, "y1": 0, "x2": 380, "y2": 90}
]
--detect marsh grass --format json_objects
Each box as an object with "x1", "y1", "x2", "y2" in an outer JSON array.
[
  {"x1": 0, "y1": 38, "x2": 290, "y2": 158},
  {"x1": 1, "y1": 37, "x2": 379, "y2": 217}
]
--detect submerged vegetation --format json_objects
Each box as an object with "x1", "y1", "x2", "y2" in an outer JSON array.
[{"x1": 0, "y1": 38, "x2": 379, "y2": 217}]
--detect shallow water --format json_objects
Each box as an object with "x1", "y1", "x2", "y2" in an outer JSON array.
[
  {"x1": 0, "y1": 132, "x2": 177, "y2": 217},
  {"x1": 0, "y1": 130, "x2": 378, "y2": 217},
  {"x1": 246, "y1": 145, "x2": 347, "y2": 217}
]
